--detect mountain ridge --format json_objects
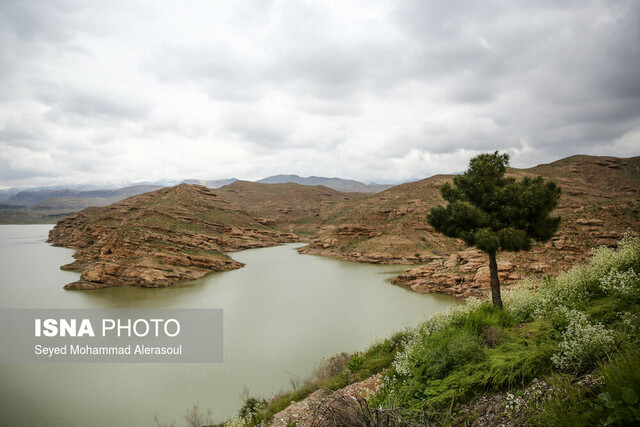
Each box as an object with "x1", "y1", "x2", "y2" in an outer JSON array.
[
  {"x1": 256, "y1": 174, "x2": 393, "y2": 193},
  {"x1": 47, "y1": 154, "x2": 640, "y2": 294},
  {"x1": 0, "y1": 175, "x2": 395, "y2": 223},
  {"x1": 3, "y1": 185, "x2": 164, "y2": 208}
]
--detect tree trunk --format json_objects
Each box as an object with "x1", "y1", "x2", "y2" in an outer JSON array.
[{"x1": 488, "y1": 252, "x2": 503, "y2": 309}]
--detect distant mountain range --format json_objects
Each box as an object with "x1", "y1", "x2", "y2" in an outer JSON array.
[
  {"x1": 0, "y1": 185, "x2": 163, "y2": 209},
  {"x1": 0, "y1": 175, "x2": 393, "y2": 206},
  {"x1": 256, "y1": 175, "x2": 393, "y2": 193},
  {"x1": 0, "y1": 175, "x2": 395, "y2": 223}
]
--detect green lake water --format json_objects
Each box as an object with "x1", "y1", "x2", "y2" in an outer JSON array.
[{"x1": 0, "y1": 224, "x2": 460, "y2": 426}]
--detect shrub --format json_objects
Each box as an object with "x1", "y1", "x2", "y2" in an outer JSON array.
[
  {"x1": 550, "y1": 309, "x2": 615, "y2": 372},
  {"x1": 393, "y1": 298, "x2": 483, "y2": 376},
  {"x1": 312, "y1": 352, "x2": 351, "y2": 381},
  {"x1": 600, "y1": 267, "x2": 640, "y2": 300},
  {"x1": 504, "y1": 232, "x2": 640, "y2": 321},
  {"x1": 347, "y1": 352, "x2": 364, "y2": 372},
  {"x1": 591, "y1": 232, "x2": 640, "y2": 278},
  {"x1": 620, "y1": 311, "x2": 640, "y2": 340},
  {"x1": 502, "y1": 278, "x2": 543, "y2": 322}
]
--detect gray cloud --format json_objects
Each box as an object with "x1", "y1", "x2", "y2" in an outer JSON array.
[
  {"x1": 0, "y1": 0, "x2": 639, "y2": 188},
  {"x1": 0, "y1": 0, "x2": 76, "y2": 43},
  {"x1": 34, "y1": 80, "x2": 151, "y2": 122},
  {"x1": 145, "y1": 42, "x2": 265, "y2": 101}
]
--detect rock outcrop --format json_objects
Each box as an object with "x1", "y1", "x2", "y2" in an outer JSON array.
[
  {"x1": 270, "y1": 374, "x2": 382, "y2": 426},
  {"x1": 49, "y1": 184, "x2": 298, "y2": 289},
  {"x1": 391, "y1": 248, "x2": 524, "y2": 299}
]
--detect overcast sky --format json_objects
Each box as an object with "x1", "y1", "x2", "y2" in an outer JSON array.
[{"x1": 1, "y1": 0, "x2": 639, "y2": 189}]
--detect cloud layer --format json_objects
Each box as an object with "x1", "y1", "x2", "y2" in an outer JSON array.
[{"x1": 1, "y1": 0, "x2": 639, "y2": 188}]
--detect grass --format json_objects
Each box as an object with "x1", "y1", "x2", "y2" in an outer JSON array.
[
  {"x1": 529, "y1": 347, "x2": 640, "y2": 426},
  {"x1": 221, "y1": 331, "x2": 410, "y2": 426},
  {"x1": 220, "y1": 234, "x2": 640, "y2": 426},
  {"x1": 374, "y1": 234, "x2": 640, "y2": 425}
]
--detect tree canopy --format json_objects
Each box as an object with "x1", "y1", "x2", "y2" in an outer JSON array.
[{"x1": 428, "y1": 151, "x2": 561, "y2": 307}]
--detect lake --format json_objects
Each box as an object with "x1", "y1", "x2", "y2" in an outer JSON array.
[{"x1": 0, "y1": 224, "x2": 460, "y2": 426}]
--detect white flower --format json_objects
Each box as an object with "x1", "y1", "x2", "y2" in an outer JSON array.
[
  {"x1": 600, "y1": 267, "x2": 640, "y2": 299},
  {"x1": 551, "y1": 309, "x2": 615, "y2": 371}
]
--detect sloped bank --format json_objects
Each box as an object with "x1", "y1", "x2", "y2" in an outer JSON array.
[{"x1": 220, "y1": 234, "x2": 640, "y2": 426}]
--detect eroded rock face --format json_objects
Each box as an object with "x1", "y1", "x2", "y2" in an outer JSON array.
[
  {"x1": 392, "y1": 248, "x2": 554, "y2": 300},
  {"x1": 49, "y1": 184, "x2": 298, "y2": 290},
  {"x1": 270, "y1": 374, "x2": 383, "y2": 426}
]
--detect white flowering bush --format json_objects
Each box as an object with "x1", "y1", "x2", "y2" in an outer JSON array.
[
  {"x1": 600, "y1": 267, "x2": 640, "y2": 300},
  {"x1": 619, "y1": 311, "x2": 639, "y2": 338},
  {"x1": 224, "y1": 399, "x2": 267, "y2": 427},
  {"x1": 224, "y1": 415, "x2": 249, "y2": 427},
  {"x1": 376, "y1": 373, "x2": 401, "y2": 404},
  {"x1": 392, "y1": 336, "x2": 417, "y2": 376},
  {"x1": 503, "y1": 265, "x2": 594, "y2": 320},
  {"x1": 503, "y1": 263, "x2": 594, "y2": 322},
  {"x1": 393, "y1": 298, "x2": 483, "y2": 376},
  {"x1": 504, "y1": 391, "x2": 525, "y2": 413},
  {"x1": 418, "y1": 297, "x2": 483, "y2": 336},
  {"x1": 523, "y1": 378, "x2": 554, "y2": 405},
  {"x1": 542, "y1": 266, "x2": 594, "y2": 309},
  {"x1": 503, "y1": 278, "x2": 545, "y2": 322},
  {"x1": 504, "y1": 378, "x2": 554, "y2": 416},
  {"x1": 590, "y1": 232, "x2": 640, "y2": 278},
  {"x1": 504, "y1": 233, "x2": 640, "y2": 321},
  {"x1": 551, "y1": 309, "x2": 615, "y2": 372}
]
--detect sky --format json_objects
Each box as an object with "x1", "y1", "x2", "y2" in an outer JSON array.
[{"x1": 1, "y1": 0, "x2": 639, "y2": 189}]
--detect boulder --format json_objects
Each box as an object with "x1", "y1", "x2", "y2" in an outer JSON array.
[
  {"x1": 444, "y1": 253, "x2": 459, "y2": 268},
  {"x1": 576, "y1": 218, "x2": 604, "y2": 226}
]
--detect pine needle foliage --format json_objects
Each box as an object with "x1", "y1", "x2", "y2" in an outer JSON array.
[{"x1": 428, "y1": 151, "x2": 561, "y2": 307}]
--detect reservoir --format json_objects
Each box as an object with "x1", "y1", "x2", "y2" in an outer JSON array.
[{"x1": 0, "y1": 224, "x2": 460, "y2": 426}]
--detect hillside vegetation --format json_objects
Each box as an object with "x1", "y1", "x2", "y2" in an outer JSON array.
[{"x1": 222, "y1": 234, "x2": 640, "y2": 426}]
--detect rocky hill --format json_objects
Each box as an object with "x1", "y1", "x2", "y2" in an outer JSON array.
[
  {"x1": 48, "y1": 155, "x2": 640, "y2": 294},
  {"x1": 216, "y1": 181, "x2": 368, "y2": 235},
  {"x1": 301, "y1": 155, "x2": 640, "y2": 298},
  {"x1": 48, "y1": 184, "x2": 297, "y2": 289}
]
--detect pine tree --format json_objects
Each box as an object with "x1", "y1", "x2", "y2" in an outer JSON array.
[{"x1": 428, "y1": 151, "x2": 561, "y2": 308}]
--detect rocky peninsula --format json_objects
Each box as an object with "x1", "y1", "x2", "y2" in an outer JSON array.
[{"x1": 48, "y1": 184, "x2": 297, "y2": 289}]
